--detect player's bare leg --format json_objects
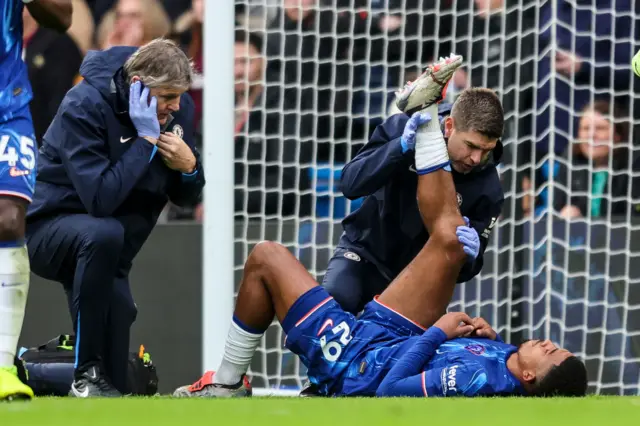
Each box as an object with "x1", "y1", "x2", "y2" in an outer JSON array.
[
  {"x1": 378, "y1": 55, "x2": 467, "y2": 328},
  {"x1": 0, "y1": 197, "x2": 34, "y2": 401},
  {"x1": 173, "y1": 241, "x2": 320, "y2": 397},
  {"x1": 377, "y1": 169, "x2": 466, "y2": 327}
]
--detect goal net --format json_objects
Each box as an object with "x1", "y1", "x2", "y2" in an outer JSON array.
[{"x1": 229, "y1": 0, "x2": 640, "y2": 395}]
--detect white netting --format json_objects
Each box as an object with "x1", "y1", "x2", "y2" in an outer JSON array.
[{"x1": 231, "y1": 0, "x2": 640, "y2": 395}]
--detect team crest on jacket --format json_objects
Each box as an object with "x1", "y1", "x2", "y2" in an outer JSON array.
[
  {"x1": 456, "y1": 193, "x2": 463, "y2": 206},
  {"x1": 465, "y1": 344, "x2": 485, "y2": 355},
  {"x1": 172, "y1": 124, "x2": 184, "y2": 139},
  {"x1": 344, "y1": 251, "x2": 361, "y2": 262}
]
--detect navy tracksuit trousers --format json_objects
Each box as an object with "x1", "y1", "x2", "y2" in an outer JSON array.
[
  {"x1": 321, "y1": 247, "x2": 390, "y2": 315},
  {"x1": 26, "y1": 214, "x2": 137, "y2": 393}
]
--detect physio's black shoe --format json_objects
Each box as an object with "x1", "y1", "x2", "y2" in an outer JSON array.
[{"x1": 69, "y1": 365, "x2": 121, "y2": 398}]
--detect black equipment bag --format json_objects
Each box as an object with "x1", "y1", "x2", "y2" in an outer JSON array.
[{"x1": 14, "y1": 334, "x2": 158, "y2": 396}]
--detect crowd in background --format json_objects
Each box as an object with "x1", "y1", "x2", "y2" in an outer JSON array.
[{"x1": 24, "y1": 0, "x2": 640, "y2": 224}]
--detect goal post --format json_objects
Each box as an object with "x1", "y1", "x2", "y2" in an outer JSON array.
[
  {"x1": 202, "y1": 0, "x2": 235, "y2": 373},
  {"x1": 203, "y1": 0, "x2": 640, "y2": 396}
]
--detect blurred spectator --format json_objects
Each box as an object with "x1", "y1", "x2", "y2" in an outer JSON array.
[
  {"x1": 172, "y1": 0, "x2": 203, "y2": 130},
  {"x1": 233, "y1": 29, "x2": 311, "y2": 218},
  {"x1": 395, "y1": 0, "x2": 448, "y2": 77},
  {"x1": 86, "y1": 0, "x2": 187, "y2": 24},
  {"x1": 348, "y1": 0, "x2": 404, "y2": 144},
  {"x1": 23, "y1": 7, "x2": 83, "y2": 143},
  {"x1": 174, "y1": 28, "x2": 312, "y2": 222},
  {"x1": 265, "y1": 0, "x2": 397, "y2": 164},
  {"x1": 553, "y1": 100, "x2": 637, "y2": 219},
  {"x1": 67, "y1": 0, "x2": 96, "y2": 55},
  {"x1": 159, "y1": 0, "x2": 192, "y2": 21},
  {"x1": 535, "y1": 0, "x2": 635, "y2": 156},
  {"x1": 439, "y1": 0, "x2": 507, "y2": 92},
  {"x1": 96, "y1": 0, "x2": 171, "y2": 50},
  {"x1": 85, "y1": 0, "x2": 115, "y2": 24},
  {"x1": 236, "y1": 0, "x2": 279, "y2": 32}
]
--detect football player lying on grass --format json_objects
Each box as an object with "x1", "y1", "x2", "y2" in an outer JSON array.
[{"x1": 173, "y1": 54, "x2": 587, "y2": 398}]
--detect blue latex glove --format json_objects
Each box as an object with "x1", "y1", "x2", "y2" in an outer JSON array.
[
  {"x1": 129, "y1": 81, "x2": 160, "y2": 139},
  {"x1": 456, "y1": 216, "x2": 480, "y2": 260},
  {"x1": 400, "y1": 111, "x2": 432, "y2": 153}
]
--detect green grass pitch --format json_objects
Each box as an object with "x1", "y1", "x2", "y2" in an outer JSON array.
[{"x1": 1, "y1": 397, "x2": 639, "y2": 426}]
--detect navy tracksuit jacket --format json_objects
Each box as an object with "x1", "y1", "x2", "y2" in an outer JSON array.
[
  {"x1": 322, "y1": 105, "x2": 504, "y2": 314},
  {"x1": 25, "y1": 47, "x2": 204, "y2": 391}
]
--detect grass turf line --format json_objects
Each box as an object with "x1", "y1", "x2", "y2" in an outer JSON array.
[{"x1": 1, "y1": 396, "x2": 639, "y2": 426}]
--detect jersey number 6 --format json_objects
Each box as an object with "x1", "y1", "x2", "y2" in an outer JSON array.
[{"x1": 319, "y1": 321, "x2": 353, "y2": 362}]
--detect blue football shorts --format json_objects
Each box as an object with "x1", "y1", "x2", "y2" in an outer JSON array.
[
  {"x1": 0, "y1": 105, "x2": 36, "y2": 203},
  {"x1": 282, "y1": 286, "x2": 426, "y2": 396}
]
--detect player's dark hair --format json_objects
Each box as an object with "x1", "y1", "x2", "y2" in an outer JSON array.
[
  {"x1": 533, "y1": 356, "x2": 588, "y2": 397},
  {"x1": 451, "y1": 88, "x2": 504, "y2": 140},
  {"x1": 235, "y1": 29, "x2": 263, "y2": 54}
]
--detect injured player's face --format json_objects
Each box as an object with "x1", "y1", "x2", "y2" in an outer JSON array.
[{"x1": 515, "y1": 339, "x2": 574, "y2": 381}]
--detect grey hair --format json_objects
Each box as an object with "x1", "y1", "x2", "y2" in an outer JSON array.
[{"x1": 123, "y1": 38, "x2": 194, "y2": 91}]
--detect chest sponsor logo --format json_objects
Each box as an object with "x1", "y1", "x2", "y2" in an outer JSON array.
[{"x1": 441, "y1": 364, "x2": 459, "y2": 394}]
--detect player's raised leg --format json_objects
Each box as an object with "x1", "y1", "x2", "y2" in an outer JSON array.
[
  {"x1": 173, "y1": 241, "x2": 322, "y2": 397},
  {"x1": 0, "y1": 108, "x2": 37, "y2": 401},
  {"x1": 377, "y1": 55, "x2": 468, "y2": 328}
]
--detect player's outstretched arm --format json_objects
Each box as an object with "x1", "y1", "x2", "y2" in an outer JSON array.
[
  {"x1": 340, "y1": 113, "x2": 430, "y2": 199},
  {"x1": 377, "y1": 313, "x2": 474, "y2": 397},
  {"x1": 25, "y1": 0, "x2": 73, "y2": 33},
  {"x1": 376, "y1": 327, "x2": 447, "y2": 397}
]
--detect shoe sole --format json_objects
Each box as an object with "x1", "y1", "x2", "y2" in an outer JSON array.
[
  {"x1": 0, "y1": 393, "x2": 32, "y2": 402},
  {"x1": 396, "y1": 54, "x2": 463, "y2": 115}
]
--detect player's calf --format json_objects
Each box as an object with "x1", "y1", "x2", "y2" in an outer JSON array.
[{"x1": 0, "y1": 198, "x2": 30, "y2": 375}]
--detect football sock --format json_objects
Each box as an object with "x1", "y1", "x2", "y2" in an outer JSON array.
[
  {"x1": 214, "y1": 316, "x2": 264, "y2": 386},
  {"x1": 414, "y1": 104, "x2": 450, "y2": 174},
  {"x1": 0, "y1": 244, "x2": 30, "y2": 367}
]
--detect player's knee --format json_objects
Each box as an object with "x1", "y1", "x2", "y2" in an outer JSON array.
[
  {"x1": 430, "y1": 220, "x2": 466, "y2": 264},
  {"x1": 246, "y1": 241, "x2": 287, "y2": 274},
  {"x1": 0, "y1": 198, "x2": 26, "y2": 241},
  {"x1": 82, "y1": 219, "x2": 125, "y2": 253},
  {"x1": 251, "y1": 240, "x2": 287, "y2": 259}
]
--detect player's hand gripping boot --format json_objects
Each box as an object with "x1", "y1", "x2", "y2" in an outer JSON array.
[
  {"x1": 0, "y1": 366, "x2": 34, "y2": 401},
  {"x1": 395, "y1": 53, "x2": 463, "y2": 115},
  {"x1": 172, "y1": 370, "x2": 252, "y2": 398}
]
